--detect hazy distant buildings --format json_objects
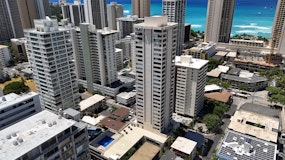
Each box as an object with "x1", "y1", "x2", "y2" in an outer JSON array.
[
  {"x1": 0, "y1": 0, "x2": 23, "y2": 42},
  {"x1": 11, "y1": 38, "x2": 28, "y2": 62},
  {"x1": 17, "y1": 0, "x2": 51, "y2": 29},
  {"x1": 0, "y1": 45, "x2": 11, "y2": 67},
  {"x1": 271, "y1": 0, "x2": 285, "y2": 55},
  {"x1": 132, "y1": 0, "x2": 150, "y2": 18},
  {"x1": 61, "y1": 1, "x2": 85, "y2": 26},
  {"x1": 84, "y1": 0, "x2": 107, "y2": 29},
  {"x1": 25, "y1": 18, "x2": 80, "y2": 113},
  {"x1": 175, "y1": 56, "x2": 208, "y2": 117},
  {"x1": 107, "y1": 2, "x2": 123, "y2": 30},
  {"x1": 117, "y1": 15, "x2": 144, "y2": 38},
  {"x1": 134, "y1": 16, "x2": 177, "y2": 133},
  {"x1": 0, "y1": 110, "x2": 90, "y2": 160},
  {"x1": 183, "y1": 42, "x2": 216, "y2": 59},
  {"x1": 0, "y1": 92, "x2": 41, "y2": 130},
  {"x1": 205, "y1": 0, "x2": 236, "y2": 43},
  {"x1": 163, "y1": 0, "x2": 186, "y2": 55}
]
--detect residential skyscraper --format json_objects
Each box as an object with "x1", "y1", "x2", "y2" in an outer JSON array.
[
  {"x1": 62, "y1": 1, "x2": 85, "y2": 26},
  {"x1": 162, "y1": 0, "x2": 186, "y2": 55},
  {"x1": 132, "y1": 0, "x2": 150, "y2": 18},
  {"x1": 107, "y1": 2, "x2": 123, "y2": 30},
  {"x1": 17, "y1": 0, "x2": 51, "y2": 29},
  {"x1": 134, "y1": 16, "x2": 177, "y2": 133},
  {"x1": 84, "y1": 0, "x2": 108, "y2": 29},
  {"x1": 271, "y1": 0, "x2": 285, "y2": 55},
  {"x1": 74, "y1": 24, "x2": 119, "y2": 93},
  {"x1": 117, "y1": 15, "x2": 144, "y2": 38},
  {"x1": 0, "y1": 0, "x2": 23, "y2": 42},
  {"x1": 24, "y1": 17, "x2": 80, "y2": 113},
  {"x1": 175, "y1": 56, "x2": 208, "y2": 117},
  {"x1": 205, "y1": 0, "x2": 236, "y2": 43}
]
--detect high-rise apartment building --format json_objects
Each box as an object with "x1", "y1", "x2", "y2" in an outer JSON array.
[
  {"x1": 74, "y1": 24, "x2": 119, "y2": 93},
  {"x1": 163, "y1": 0, "x2": 186, "y2": 55},
  {"x1": 0, "y1": 45, "x2": 12, "y2": 67},
  {"x1": 115, "y1": 48, "x2": 124, "y2": 71},
  {"x1": 0, "y1": 110, "x2": 90, "y2": 160},
  {"x1": 117, "y1": 15, "x2": 144, "y2": 38},
  {"x1": 134, "y1": 16, "x2": 177, "y2": 133},
  {"x1": 107, "y1": 2, "x2": 123, "y2": 30},
  {"x1": 175, "y1": 56, "x2": 208, "y2": 117},
  {"x1": 84, "y1": 0, "x2": 108, "y2": 29},
  {"x1": 11, "y1": 38, "x2": 28, "y2": 62},
  {"x1": 0, "y1": 0, "x2": 23, "y2": 42},
  {"x1": 62, "y1": 1, "x2": 85, "y2": 26},
  {"x1": 17, "y1": 0, "x2": 51, "y2": 29},
  {"x1": 0, "y1": 92, "x2": 41, "y2": 130},
  {"x1": 24, "y1": 17, "x2": 80, "y2": 113},
  {"x1": 132, "y1": 0, "x2": 150, "y2": 18},
  {"x1": 271, "y1": 0, "x2": 285, "y2": 55},
  {"x1": 205, "y1": 0, "x2": 236, "y2": 43}
]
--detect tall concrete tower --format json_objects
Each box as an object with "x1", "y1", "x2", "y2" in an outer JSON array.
[
  {"x1": 61, "y1": 1, "x2": 85, "y2": 26},
  {"x1": 132, "y1": 0, "x2": 150, "y2": 18},
  {"x1": 107, "y1": 2, "x2": 123, "y2": 30},
  {"x1": 24, "y1": 17, "x2": 80, "y2": 113},
  {"x1": 134, "y1": 16, "x2": 177, "y2": 133},
  {"x1": 205, "y1": 0, "x2": 236, "y2": 43},
  {"x1": 84, "y1": 0, "x2": 108, "y2": 29},
  {"x1": 271, "y1": 0, "x2": 285, "y2": 55},
  {"x1": 163, "y1": 0, "x2": 186, "y2": 55}
]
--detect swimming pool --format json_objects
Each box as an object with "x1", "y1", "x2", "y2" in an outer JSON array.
[{"x1": 98, "y1": 136, "x2": 114, "y2": 147}]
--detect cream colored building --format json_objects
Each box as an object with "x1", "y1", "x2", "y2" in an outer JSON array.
[
  {"x1": 205, "y1": 0, "x2": 236, "y2": 43},
  {"x1": 132, "y1": 0, "x2": 150, "y2": 18}
]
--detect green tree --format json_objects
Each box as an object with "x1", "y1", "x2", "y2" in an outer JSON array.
[
  {"x1": 3, "y1": 81, "x2": 29, "y2": 95},
  {"x1": 203, "y1": 114, "x2": 220, "y2": 131},
  {"x1": 206, "y1": 78, "x2": 220, "y2": 85},
  {"x1": 190, "y1": 29, "x2": 197, "y2": 38},
  {"x1": 78, "y1": 83, "x2": 85, "y2": 93},
  {"x1": 207, "y1": 58, "x2": 221, "y2": 72},
  {"x1": 238, "y1": 83, "x2": 249, "y2": 91},
  {"x1": 213, "y1": 103, "x2": 229, "y2": 118},
  {"x1": 221, "y1": 81, "x2": 230, "y2": 89}
]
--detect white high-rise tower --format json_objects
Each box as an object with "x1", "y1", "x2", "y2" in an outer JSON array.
[
  {"x1": 24, "y1": 17, "x2": 80, "y2": 113},
  {"x1": 84, "y1": 0, "x2": 108, "y2": 29},
  {"x1": 134, "y1": 16, "x2": 177, "y2": 133},
  {"x1": 162, "y1": 0, "x2": 186, "y2": 55}
]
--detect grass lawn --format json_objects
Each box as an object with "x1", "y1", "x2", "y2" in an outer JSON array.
[{"x1": 0, "y1": 77, "x2": 37, "y2": 92}]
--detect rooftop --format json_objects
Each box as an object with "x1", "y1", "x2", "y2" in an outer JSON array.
[
  {"x1": 0, "y1": 45, "x2": 8, "y2": 49},
  {"x1": 160, "y1": 150, "x2": 183, "y2": 160},
  {"x1": 230, "y1": 39, "x2": 264, "y2": 43},
  {"x1": 79, "y1": 94, "x2": 105, "y2": 111},
  {"x1": 207, "y1": 69, "x2": 222, "y2": 78},
  {"x1": 228, "y1": 68, "x2": 242, "y2": 75},
  {"x1": 129, "y1": 142, "x2": 160, "y2": 160},
  {"x1": 229, "y1": 103, "x2": 279, "y2": 143},
  {"x1": 240, "y1": 103, "x2": 280, "y2": 119},
  {"x1": 0, "y1": 92, "x2": 39, "y2": 110},
  {"x1": 226, "y1": 51, "x2": 237, "y2": 57},
  {"x1": 205, "y1": 92, "x2": 232, "y2": 103},
  {"x1": 216, "y1": 65, "x2": 230, "y2": 73},
  {"x1": 117, "y1": 91, "x2": 136, "y2": 99},
  {"x1": 234, "y1": 58, "x2": 277, "y2": 67},
  {"x1": 175, "y1": 56, "x2": 208, "y2": 70},
  {"x1": 0, "y1": 110, "x2": 75, "y2": 160},
  {"x1": 221, "y1": 74, "x2": 268, "y2": 83},
  {"x1": 134, "y1": 16, "x2": 177, "y2": 28},
  {"x1": 216, "y1": 51, "x2": 228, "y2": 56},
  {"x1": 117, "y1": 15, "x2": 143, "y2": 21},
  {"x1": 99, "y1": 117, "x2": 126, "y2": 131},
  {"x1": 82, "y1": 115, "x2": 106, "y2": 126},
  {"x1": 204, "y1": 84, "x2": 222, "y2": 93},
  {"x1": 217, "y1": 130, "x2": 277, "y2": 160},
  {"x1": 171, "y1": 137, "x2": 197, "y2": 155},
  {"x1": 110, "y1": 107, "x2": 130, "y2": 121}
]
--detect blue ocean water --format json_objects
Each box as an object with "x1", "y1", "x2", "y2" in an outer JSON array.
[{"x1": 50, "y1": 0, "x2": 278, "y2": 38}]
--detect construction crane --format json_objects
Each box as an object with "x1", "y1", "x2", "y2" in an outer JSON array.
[{"x1": 264, "y1": 32, "x2": 284, "y2": 64}]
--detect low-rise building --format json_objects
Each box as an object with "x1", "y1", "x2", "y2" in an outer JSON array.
[
  {"x1": 230, "y1": 39, "x2": 264, "y2": 47},
  {"x1": 79, "y1": 94, "x2": 106, "y2": 114},
  {"x1": 0, "y1": 92, "x2": 41, "y2": 130},
  {"x1": 0, "y1": 110, "x2": 90, "y2": 160},
  {"x1": 183, "y1": 42, "x2": 216, "y2": 59},
  {"x1": 204, "y1": 84, "x2": 222, "y2": 93},
  {"x1": 234, "y1": 58, "x2": 278, "y2": 71},
  {"x1": 129, "y1": 142, "x2": 160, "y2": 160},
  {"x1": 116, "y1": 91, "x2": 136, "y2": 106},
  {"x1": 205, "y1": 91, "x2": 233, "y2": 104},
  {"x1": 220, "y1": 74, "x2": 268, "y2": 91},
  {"x1": 0, "y1": 45, "x2": 11, "y2": 67},
  {"x1": 171, "y1": 136, "x2": 197, "y2": 159}
]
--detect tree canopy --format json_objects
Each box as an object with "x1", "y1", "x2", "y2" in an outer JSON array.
[{"x1": 3, "y1": 81, "x2": 29, "y2": 95}]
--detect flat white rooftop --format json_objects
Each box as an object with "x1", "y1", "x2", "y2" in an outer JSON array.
[
  {"x1": 171, "y1": 136, "x2": 197, "y2": 155},
  {"x1": 82, "y1": 115, "x2": 106, "y2": 126},
  {"x1": 175, "y1": 56, "x2": 208, "y2": 70},
  {"x1": 0, "y1": 110, "x2": 75, "y2": 160},
  {"x1": 117, "y1": 91, "x2": 136, "y2": 99},
  {"x1": 205, "y1": 84, "x2": 222, "y2": 92},
  {"x1": 0, "y1": 92, "x2": 39, "y2": 110},
  {"x1": 79, "y1": 94, "x2": 105, "y2": 111}
]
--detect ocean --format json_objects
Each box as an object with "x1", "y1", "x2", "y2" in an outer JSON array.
[{"x1": 50, "y1": 0, "x2": 278, "y2": 38}]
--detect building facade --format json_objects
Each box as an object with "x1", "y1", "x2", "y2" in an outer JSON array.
[
  {"x1": 134, "y1": 16, "x2": 177, "y2": 133},
  {"x1": 115, "y1": 48, "x2": 124, "y2": 71},
  {"x1": 117, "y1": 15, "x2": 144, "y2": 38},
  {"x1": 132, "y1": 0, "x2": 150, "y2": 18},
  {"x1": 84, "y1": 0, "x2": 107, "y2": 29},
  {"x1": 11, "y1": 38, "x2": 28, "y2": 62},
  {"x1": 271, "y1": 0, "x2": 285, "y2": 55},
  {"x1": 162, "y1": 0, "x2": 186, "y2": 55},
  {"x1": 24, "y1": 18, "x2": 80, "y2": 113},
  {"x1": 205, "y1": 0, "x2": 236, "y2": 43},
  {"x1": 74, "y1": 24, "x2": 119, "y2": 93},
  {"x1": 0, "y1": 110, "x2": 90, "y2": 160},
  {"x1": 175, "y1": 56, "x2": 208, "y2": 117},
  {"x1": 0, "y1": 92, "x2": 41, "y2": 130},
  {"x1": 107, "y1": 2, "x2": 123, "y2": 30},
  {"x1": 61, "y1": 1, "x2": 85, "y2": 26},
  {"x1": 0, "y1": 45, "x2": 11, "y2": 67}
]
